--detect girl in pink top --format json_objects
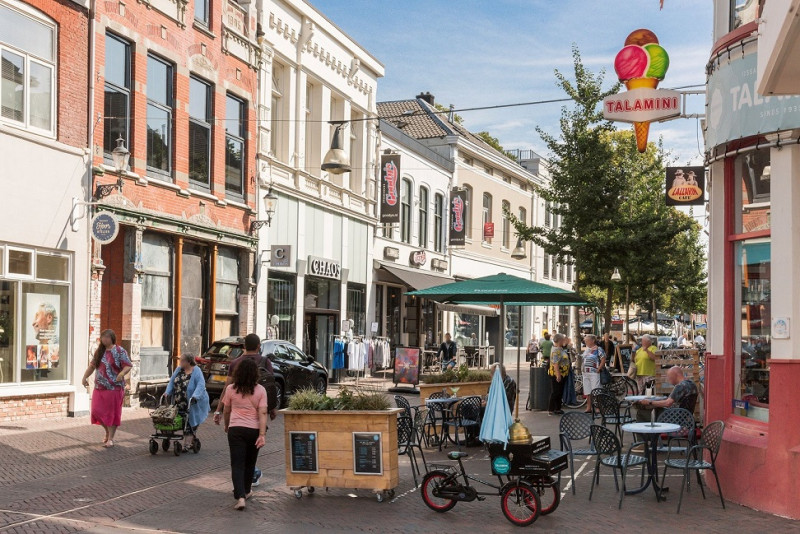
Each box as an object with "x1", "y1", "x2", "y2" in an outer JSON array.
[{"x1": 223, "y1": 357, "x2": 267, "y2": 510}]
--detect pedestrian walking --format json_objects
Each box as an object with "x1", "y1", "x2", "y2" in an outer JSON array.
[
  {"x1": 539, "y1": 332, "x2": 554, "y2": 367},
  {"x1": 223, "y1": 357, "x2": 267, "y2": 511},
  {"x1": 164, "y1": 354, "x2": 210, "y2": 447},
  {"x1": 580, "y1": 334, "x2": 606, "y2": 413},
  {"x1": 81, "y1": 329, "x2": 131, "y2": 448},
  {"x1": 548, "y1": 334, "x2": 570, "y2": 415}
]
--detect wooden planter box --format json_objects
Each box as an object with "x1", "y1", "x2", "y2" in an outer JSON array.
[
  {"x1": 418, "y1": 381, "x2": 492, "y2": 403},
  {"x1": 282, "y1": 408, "x2": 403, "y2": 495}
]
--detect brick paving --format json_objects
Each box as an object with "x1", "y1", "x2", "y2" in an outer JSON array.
[{"x1": 0, "y1": 367, "x2": 796, "y2": 533}]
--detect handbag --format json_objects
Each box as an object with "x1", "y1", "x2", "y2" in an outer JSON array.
[
  {"x1": 627, "y1": 361, "x2": 637, "y2": 379},
  {"x1": 599, "y1": 366, "x2": 613, "y2": 386},
  {"x1": 151, "y1": 403, "x2": 178, "y2": 425}
]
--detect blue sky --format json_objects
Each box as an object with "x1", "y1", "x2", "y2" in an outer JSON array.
[{"x1": 312, "y1": 0, "x2": 712, "y2": 165}]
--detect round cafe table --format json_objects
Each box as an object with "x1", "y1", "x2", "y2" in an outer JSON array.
[
  {"x1": 622, "y1": 421, "x2": 681, "y2": 501},
  {"x1": 425, "y1": 397, "x2": 464, "y2": 450}
]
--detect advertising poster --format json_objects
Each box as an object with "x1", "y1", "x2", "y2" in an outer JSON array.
[
  {"x1": 25, "y1": 293, "x2": 60, "y2": 369},
  {"x1": 449, "y1": 188, "x2": 466, "y2": 246},
  {"x1": 393, "y1": 347, "x2": 420, "y2": 386},
  {"x1": 380, "y1": 154, "x2": 401, "y2": 224},
  {"x1": 665, "y1": 166, "x2": 705, "y2": 206}
]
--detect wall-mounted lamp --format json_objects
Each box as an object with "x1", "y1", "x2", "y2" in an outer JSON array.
[
  {"x1": 250, "y1": 185, "x2": 278, "y2": 234},
  {"x1": 95, "y1": 136, "x2": 129, "y2": 199}
]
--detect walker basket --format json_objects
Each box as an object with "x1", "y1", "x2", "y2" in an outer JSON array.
[{"x1": 153, "y1": 413, "x2": 184, "y2": 432}]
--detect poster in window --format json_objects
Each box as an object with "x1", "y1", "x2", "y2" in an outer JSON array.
[
  {"x1": 393, "y1": 347, "x2": 420, "y2": 386},
  {"x1": 25, "y1": 293, "x2": 60, "y2": 369},
  {"x1": 665, "y1": 166, "x2": 705, "y2": 206},
  {"x1": 380, "y1": 154, "x2": 401, "y2": 224},
  {"x1": 449, "y1": 188, "x2": 466, "y2": 246}
]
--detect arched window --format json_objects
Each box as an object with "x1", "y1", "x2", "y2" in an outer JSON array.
[
  {"x1": 418, "y1": 186, "x2": 429, "y2": 247},
  {"x1": 401, "y1": 178, "x2": 412, "y2": 244},
  {"x1": 482, "y1": 193, "x2": 493, "y2": 244},
  {"x1": 502, "y1": 200, "x2": 511, "y2": 249},
  {"x1": 434, "y1": 193, "x2": 445, "y2": 253},
  {"x1": 0, "y1": 1, "x2": 56, "y2": 135}
]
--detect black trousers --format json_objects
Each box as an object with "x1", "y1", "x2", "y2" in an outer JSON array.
[
  {"x1": 228, "y1": 426, "x2": 260, "y2": 499},
  {"x1": 548, "y1": 375, "x2": 565, "y2": 413}
]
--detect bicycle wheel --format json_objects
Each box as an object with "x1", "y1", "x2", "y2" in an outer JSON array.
[
  {"x1": 420, "y1": 471, "x2": 457, "y2": 513},
  {"x1": 501, "y1": 481, "x2": 540, "y2": 527},
  {"x1": 533, "y1": 477, "x2": 560, "y2": 516},
  {"x1": 564, "y1": 375, "x2": 587, "y2": 408}
]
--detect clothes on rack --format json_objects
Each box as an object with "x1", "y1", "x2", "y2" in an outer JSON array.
[{"x1": 333, "y1": 338, "x2": 346, "y2": 370}]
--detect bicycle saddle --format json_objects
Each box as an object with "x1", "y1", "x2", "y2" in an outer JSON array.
[{"x1": 447, "y1": 451, "x2": 468, "y2": 460}]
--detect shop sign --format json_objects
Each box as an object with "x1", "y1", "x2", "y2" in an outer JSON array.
[
  {"x1": 307, "y1": 256, "x2": 341, "y2": 280},
  {"x1": 483, "y1": 222, "x2": 495, "y2": 239},
  {"x1": 665, "y1": 166, "x2": 705, "y2": 206},
  {"x1": 410, "y1": 250, "x2": 426, "y2": 267},
  {"x1": 90, "y1": 211, "x2": 119, "y2": 244},
  {"x1": 707, "y1": 50, "x2": 800, "y2": 148},
  {"x1": 271, "y1": 245, "x2": 292, "y2": 267},
  {"x1": 449, "y1": 188, "x2": 466, "y2": 246},
  {"x1": 431, "y1": 258, "x2": 448, "y2": 271},
  {"x1": 383, "y1": 247, "x2": 400, "y2": 260},
  {"x1": 380, "y1": 154, "x2": 401, "y2": 224},
  {"x1": 603, "y1": 89, "x2": 681, "y2": 123}
]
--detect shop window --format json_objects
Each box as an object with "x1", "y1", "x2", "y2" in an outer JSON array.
[
  {"x1": 225, "y1": 93, "x2": 245, "y2": 196},
  {"x1": 146, "y1": 54, "x2": 173, "y2": 176},
  {"x1": 374, "y1": 284, "x2": 384, "y2": 336},
  {"x1": 188, "y1": 76, "x2": 212, "y2": 188},
  {"x1": 558, "y1": 306, "x2": 570, "y2": 335},
  {"x1": 434, "y1": 193, "x2": 445, "y2": 253},
  {"x1": 215, "y1": 247, "x2": 239, "y2": 339},
  {"x1": 455, "y1": 313, "x2": 479, "y2": 347},
  {"x1": 506, "y1": 308, "x2": 520, "y2": 346},
  {"x1": 418, "y1": 187, "x2": 429, "y2": 248},
  {"x1": 104, "y1": 33, "x2": 131, "y2": 160},
  {"x1": 36, "y1": 254, "x2": 67, "y2": 281},
  {"x1": 305, "y1": 277, "x2": 340, "y2": 311},
  {"x1": 734, "y1": 148, "x2": 771, "y2": 233},
  {"x1": 0, "y1": 2, "x2": 55, "y2": 135},
  {"x1": 387, "y1": 286, "x2": 401, "y2": 346},
  {"x1": 400, "y1": 178, "x2": 412, "y2": 244},
  {"x1": 268, "y1": 271, "x2": 296, "y2": 342},
  {"x1": 7, "y1": 248, "x2": 32, "y2": 277},
  {"x1": 0, "y1": 280, "x2": 16, "y2": 383},
  {"x1": 346, "y1": 284, "x2": 366, "y2": 336},
  {"x1": 20, "y1": 282, "x2": 68, "y2": 383},
  {"x1": 141, "y1": 234, "x2": 172, "y2": 350},
  {"x1": 730, "y1": 0, "x2": 760, "y2": 30}
]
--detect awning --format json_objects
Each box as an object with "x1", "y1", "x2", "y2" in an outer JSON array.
[
  {"x1": 378, "y1": 263, "x2": 454, "y2": 291},
  {"x1": 436, "y1": 303, "x2": 499, "y2": 316}
]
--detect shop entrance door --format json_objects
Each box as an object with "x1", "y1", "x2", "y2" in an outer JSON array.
[
  {"x1": 181, "y1": 244, "x2": 208, "y2": 357},
  {"x1": 304, "y1": 313, "x2": 337, "y2": 370}
]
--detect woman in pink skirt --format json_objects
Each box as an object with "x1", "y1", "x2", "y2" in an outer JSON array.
[{"x1": 82, "y1": 330, "x2": 132, "y2": 448}]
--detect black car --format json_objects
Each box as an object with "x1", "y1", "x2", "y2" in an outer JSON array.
[{"x1": 202, "y1": 337, "x2": 328, "y2": 407}]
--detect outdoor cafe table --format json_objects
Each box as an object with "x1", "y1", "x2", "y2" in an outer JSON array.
[
  {"x1": 625, "y1": 395, "x2": 668, "y2": 426},
  {"x1": 425, "y1": 397, "x2": 465, "y2": 450},
  {"x1": 621, "y1": 421, "x2": 681, "y2": 501}
]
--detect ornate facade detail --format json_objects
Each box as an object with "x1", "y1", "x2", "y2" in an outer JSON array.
[{"x1": 136, "y1": 0, "x2": 187, "y2": 28}]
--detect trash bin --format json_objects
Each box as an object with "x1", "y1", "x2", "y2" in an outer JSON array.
[{"x1": 530, "y1": 366, "x2": 550, "y2": 411}]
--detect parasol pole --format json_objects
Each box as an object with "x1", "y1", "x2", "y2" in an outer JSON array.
[
  {"x1": 499, "y1": 298, "x2": 505, "y2": 367},
  {"x1": 515, "y1": 304, "x2": 522, "y2": 420}
]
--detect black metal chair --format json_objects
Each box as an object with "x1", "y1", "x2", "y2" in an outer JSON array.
[
  {"x1": 423, "y1": 392, "x2": 449, "y2": 447},
  {"x1": 589, "y1": 387, "x2": 606, "y2": 420},
  {"x1": 589, "y1": 424, "x2": 648, "y2": 509},
  {"x1": 412, "y1": 408, "x2": 429, "y2": 470},
  {"x1": 440, "y1": 396, "x2": 482, "y2": 450},
  {"x1": 656, "y1": 408, "x2": 696, "y2": 455},
  {"x1": 394, "y1": 395, "x2": 418, "y2": 420},
  {"x1": 559, "y1": 412, "x2": 598, "y2": 494},
  {"x1": 661, "y1": 420, "x2": 726, "y2": 514},
  {"x1": 595, "y1": 392, "x2": 634, "y2": 443},
  {"x1": 397, "y1": 414, "x2": 423, "y2": 486}
]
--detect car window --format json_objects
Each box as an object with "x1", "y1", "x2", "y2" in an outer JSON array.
[
  {"x1": 272, "y1": 344, "x2": 290, "y2": 360},
  {"x1": 285, "y1": 345, "x2": 306, "y2": 362},
  {"x1": 206, "y1": 342, "x2": 244, "y2": 360}
]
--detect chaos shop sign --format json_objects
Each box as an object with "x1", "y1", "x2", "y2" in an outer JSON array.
[
  {"x1": 307, "y1": 256, "x2": 341, "y2": 280},
  {"x1": 380, "y1": 154, "x2": 401, "y2": 224},
  {"x1": 706, "y1": 50, "x2": 800, "y2": 148},
  {"x1": 449, "y1": 188, "x2": 466, "y2": 246}
]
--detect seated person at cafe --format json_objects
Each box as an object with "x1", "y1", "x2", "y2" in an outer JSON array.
[
  {"x1": 492, "y1": 363, "x2": 517, "y2": 411},
  {"x1": 636, "y1": 367, "x2": 698, "y2": 420},
  {"x1": 438, "y1": 333, "x2": 458, "y2": 370}
]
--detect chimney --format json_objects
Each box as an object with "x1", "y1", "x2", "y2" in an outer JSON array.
[{"x1": 416, "y1": 92, "x2": 435, "y2": 106}]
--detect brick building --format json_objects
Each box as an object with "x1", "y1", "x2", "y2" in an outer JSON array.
[
  {"x1": 89, "y1": 0, "x2": 262, "y2": 400},
  {"x1": 0, "y1": 0, "x2": 91, "y2": 420}
]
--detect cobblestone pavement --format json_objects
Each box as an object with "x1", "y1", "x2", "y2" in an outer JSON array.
[{"x1": 0, "y1": 367, "x2": 796, "y2": 533}]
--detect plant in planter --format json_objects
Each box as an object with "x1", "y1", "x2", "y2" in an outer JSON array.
[
  {"x1": 287, "y1": 385, "x2": 392, "y2": 411},
  {"x1": 421, "y1": 364, "x2": 492, "y2": 384}
]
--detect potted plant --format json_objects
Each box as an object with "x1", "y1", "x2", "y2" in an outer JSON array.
[
  {"x1": 419, "y1": 364, "x2": 493, "y2": 402},
  {"x1": 281, "y1": 386, "x2": 402, "y2": 501}
]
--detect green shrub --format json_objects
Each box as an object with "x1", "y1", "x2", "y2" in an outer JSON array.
[
  {"x1": 422, "y1": 364, "x2": 492, "y2": 384},
  {"x1": 287, "y1": 385, "x2": 391, "y2": 411}
]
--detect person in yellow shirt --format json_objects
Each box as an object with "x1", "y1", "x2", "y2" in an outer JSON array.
[{"x1": 632, "y1": 334, "x2": 657, "y2": 393}]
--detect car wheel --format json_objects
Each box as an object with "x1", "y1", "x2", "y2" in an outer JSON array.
[
  {"x1": 314, "y1": 377, "x2": 327, "y2": 395},
  {"x1": 276, "y1": 380, "x2": 285, "y2": 409}
]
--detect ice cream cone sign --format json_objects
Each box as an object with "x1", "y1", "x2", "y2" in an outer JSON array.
[{"x1": 603, "y1": 29, "x2": 681, "y2": 153}]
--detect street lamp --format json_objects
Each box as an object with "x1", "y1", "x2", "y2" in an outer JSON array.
[
  {"x1": 250, "y1": 186, "x2": 278, "y2": 234},
  {"x1": 611, "y1": 267, "x2": 622, "y2": 282},
  {"x1": 321, "y1": 123, "x2": 351, "y2": 174},
  {"x1": 510, "y1": 238, "x2": 527, "y2": 260},
  {"x1": 611, "y1": 267, "x2": 630, "y2": 336},
  {"x1": 95, "y1": 136, "x2": 129, "y2": 199}
]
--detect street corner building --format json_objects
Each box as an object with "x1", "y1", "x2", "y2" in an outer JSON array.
[
  {"x1": 704, "y1": 0, "x2": 800, "y2": 519},
  {"x1": 0, "y1": 0, "x2": 92, "y2": 420}
]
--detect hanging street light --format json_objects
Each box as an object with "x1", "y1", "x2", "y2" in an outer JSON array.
[
  {"x1": 321, "y1": 123, "x2": 351, "y2": 174},
  {"x1": 510, "y1": 238, "x2": 527, "y2": 260}
]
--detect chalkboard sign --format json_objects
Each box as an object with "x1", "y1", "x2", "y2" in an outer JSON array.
[
  {"x1": 290, "y1": 431, "x2": 318, "y2": 473},
  {"x1": 353, "y1": 432, "x2": 383, "y2": 475},
  {"x1": 616, "y1": 344, "x2": 633, "y2": 373}
]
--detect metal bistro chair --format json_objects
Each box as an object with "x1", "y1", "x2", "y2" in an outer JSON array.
[
  {"x1": 559, "y1": 412, "x2": 598, "y2": 494},
  {"x1": 656, "y1": 408, "x2": 696, "y2": 456},
  {"x1": 589, "y1": 388, "x2": 606, "y2": 420},
  {"x1": 595, "y1": 392, "x2": 634, "y2": 443},
  {"x1": 661, "y1": 420, "x2": 726, "y2": 514},
  {"x1": 423, "y1": 391, "x2": 449, "y2": 447},
  {"x1": 589, "y1": 425, "x2": 648, "y2": 509},
  {"x1": 394, "y1": 395, "x2": 419, "y2": 421},
  {"x1": 412, "y1": 408, "x2": 429, "y2": 471},
  {"x1": 397, "y1": 414, "x2": 424, "y2": 486},
  {"x1": 440, "y1": 396, "x2": 482, "y2": 450}
]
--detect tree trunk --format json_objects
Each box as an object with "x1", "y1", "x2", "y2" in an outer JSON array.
[
  {"x1": 651, "y1": 284, "x2": 657, "y2": 335},
  {"x1": 572, "y1": 270, "x2": 581, "y2": 350},
  {"x1": 604, "y1": 285, "x2": 613, "y2": 335}
]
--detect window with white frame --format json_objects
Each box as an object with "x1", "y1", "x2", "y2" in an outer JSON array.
[
  {"x1": 464, "y1": 185, "x2": 473, "y2": 239},
  {"x1": 0, "y1": 1, "x2": 55, "y2": 135},
  {"x1": 434, "y1": 193, "x2": 445, "y2": 253},
  {"x1": 502, "y1": 200, "x2": 511, "y2": 249},
  {"x1": 418, "y1": 187, "x2": 429, "y2": 248},
  {"x1": 215, "y1": 247, "x2": 239, "y2": 339},
  {"x1": 146, "y1": 54, "x2": 173, "y2": 176},
  {"x1": 270, "y1": 62, "x2": 284, "y2": 159},
  {"x1": 543, "y1": 253, "x2": 550, "y2": 278},
  {"x1": 225, "y1": 93, "x2": 245, "y2": 196},
  {"x1": 482, "y1": 193, "x2": 493, "y2": 244},
  {"x1": 304, "y1": 82, "x2": 314, "y2": 172},
  {"x1": 544, "y1": 200, "x2": 551, "y2": 227},
  {"x1": 195, "y1": 0, "x2": 209, "y2": 26},
  {"x1": 349, "y1": 109, "x2": 363, "y2": 193},
  {"x1": 401, "y1": 178, "x2": 412, "y2": 244}
]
